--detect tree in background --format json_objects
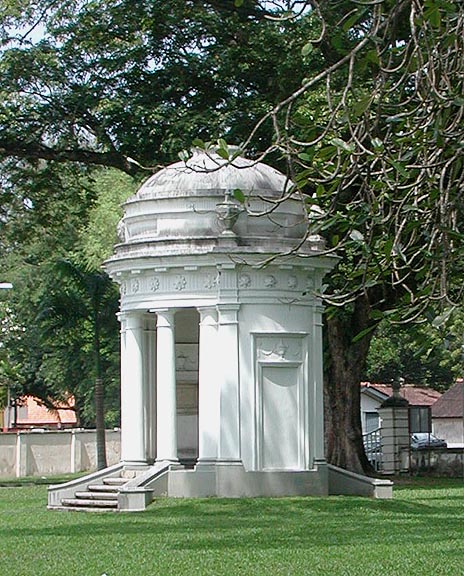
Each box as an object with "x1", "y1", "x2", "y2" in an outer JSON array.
[
  {"x1": 37, "y1": 260, "x2": 120, "y2": 469},
  {"x1": 365, "y1": 320, "x2": 455, "y2": 391},
  {"x1": 0, "y1": 0, "x2": 310, "y2": 171},
  {"x1": 0, "y1": 166, "x2": 133, "y2": 464}
]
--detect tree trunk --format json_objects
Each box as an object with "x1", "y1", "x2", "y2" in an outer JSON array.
[
  {"x1": 324, "y1": 294, "x2": 376, "y2": 475},
  {"x1": 93, "y1": 307, "x2": 107, "y2": 470},
  {"x1": 95, "y1": 376, "x2": 107, "y2": 470}
]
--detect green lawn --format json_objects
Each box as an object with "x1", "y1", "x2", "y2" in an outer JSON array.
[{"x1": 0, "y1": 477, "x2": 463, "y2": 576}]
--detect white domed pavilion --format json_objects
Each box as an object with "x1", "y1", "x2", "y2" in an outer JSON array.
[{"x1": 49, "y1": 148, "x2": 345, "y2": 510}]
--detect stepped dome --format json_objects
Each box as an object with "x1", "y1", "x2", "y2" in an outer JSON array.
[
  {"x1": 111, "y1": 148, "x2": 324, "y2": 260},
  {"x1": 135, "y1": 148, "x2": 290, "y2": 199}
]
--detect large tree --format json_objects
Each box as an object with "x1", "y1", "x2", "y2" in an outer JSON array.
[
  {"x1": 236, "y1": 0, "x2": 464, "y2": 472},
  {"x1": 0, "y1": 0, "x2": 309, "y2": 172}
]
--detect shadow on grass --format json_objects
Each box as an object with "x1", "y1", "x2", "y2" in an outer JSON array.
[{"x1": 1, "y1": 487, "x2": 463, "y2": 552}]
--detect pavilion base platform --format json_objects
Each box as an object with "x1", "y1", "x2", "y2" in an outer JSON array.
[
  {"x1": 327, "y1": 464, "x2": 393, "y2": 499},
  {"x1": 48, "y1": 459, "x2": 392, "y2": 512}
]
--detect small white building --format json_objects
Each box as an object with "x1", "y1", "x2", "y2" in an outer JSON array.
[
  {"x1": 48, "y1": 149, "x2": 392, "y2": 510},
  {"x1": 432, "y1": 380, "x2": 464, "y2": 448},
  {"x1": 361, "y1": 382, "x2": 441, "y2": 436}
]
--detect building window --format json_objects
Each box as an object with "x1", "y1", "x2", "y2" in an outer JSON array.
[
  {"x1": 364, "y1": 411, "x2": 380, "y2": 433},
  {"x1": 409, "y1": 406, "x2": 431, "y2": 433}
]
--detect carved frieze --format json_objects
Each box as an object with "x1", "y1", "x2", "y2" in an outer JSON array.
[
  {"x1": 256, "y1": 335, "x2": 303, "y2": 363},
  {"x1": 173, "y1": 275, "x2": 187, "y2": 291},
  {"x1": 238, "y1": 273, "x2": 251, "y2": 288},
  {"x1": 117, "y1": 266, "x2": 314, "y2": 301},
  {"x1": 204, "y1": 273, "x2": 219, "y2": 290},
  {"x1": 264, "y1": 275, "x2": 277, "y2": 288},
  {"x1": 131, "y1": 279, "x2": 140, "y2": 294},
  {"x1": 150, "y1": 277, "x2": 160, "y2": 292},
  {"x1": 287, "y1": 275, "x2": 298, "y2": 289}
]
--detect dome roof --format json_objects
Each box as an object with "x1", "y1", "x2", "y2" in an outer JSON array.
[
  {"x1": 136, "y1": 148, "x2": 291, "y2": 199},
  {"x1": 108, "y1": 148, "x2": 325, "y2": 261}
]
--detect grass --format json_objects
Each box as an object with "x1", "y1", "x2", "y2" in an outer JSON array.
[
  {"x1": 0, "y1": 472, "x2": 86, "y2": 487},
  {"x1": 0, "y1": 477, "x2": 463, "y2": 576}
]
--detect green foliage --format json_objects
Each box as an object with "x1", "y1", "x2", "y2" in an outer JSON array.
[
  {"x1": 287, "y1": 1, "x2": 464, "y2": 319},
  {"x1": 35, "y1": 258, "x2": 120, "y2": 427},
  {"x1": 0, "y1": 0, "x2": 313, "y2": 170},
  {"x1": 77, "y1": 169, "x2": 136, "y2": 268},
  {"x1": 0, "y1": 383, "x2": 6, "y2": 408},
  {"x1": 365, "y1": 320, "x2": 455, "y2": 391},
  {"x1": 0, "y1": 163, "x2": 121, "y2": 427}
]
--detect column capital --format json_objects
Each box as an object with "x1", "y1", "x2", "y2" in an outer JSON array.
[
  {"x1": 198, "y1": 306, "x2": 218, "y2": 325},
  {"x1": 217, "y1": 303, "x2": 241, "y2": 311},
  {"x1": 217, "y1": 304, "x2": 240, "y2": 325},
  {"x1": 118, "y1": 310, "x2": 145, "y2": 331},
  {"x1": 155, "y1": 309, "x2": 176, "y2": 328}
]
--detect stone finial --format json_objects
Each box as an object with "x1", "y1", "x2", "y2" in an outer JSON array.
[
  {"x1": 215, "y1": 190, "x2": 243, "y2": 237},
  {"x1": 381, "y1": 377, "x2": 409, "y2": 407}
]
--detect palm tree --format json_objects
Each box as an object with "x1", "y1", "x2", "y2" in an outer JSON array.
[{"x1": 38, "y1": 259, "x2": 119, "y2": 470}]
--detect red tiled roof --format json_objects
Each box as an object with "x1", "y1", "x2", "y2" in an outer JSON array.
[
  {"x1": 361, "y1": 382, "x2": 441, "y2": 406},
  {"x1": 15, "y1": 395, "x2": 77, "y2": 427},
  {"x1": 431, "y1": 380, "x2": 464, "y2": 418}
]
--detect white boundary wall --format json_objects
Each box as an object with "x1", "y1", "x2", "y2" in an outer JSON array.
[{"x1": 0, "y1": 429, "x2": 121, "y2": 478}]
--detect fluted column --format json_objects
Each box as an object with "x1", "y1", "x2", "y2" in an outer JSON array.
[
  {"x1": 119, "y1": 311, "x2": 147, "y2": 464},
  {"x1": 217, "y1": 304, "x2": 241, "y2": 463},
  {"x1": 197, "y1": 307, "x2": 219, "y2": 464},
  {"x1": 155, "y1": 309, "x2": 178, "y2": 463},
  {"x1": 144, "y1": 314, "x2": 157, "y2": 462},
  {"x1": 311, "y1": 305, "x2": 326, "y2": 465}
]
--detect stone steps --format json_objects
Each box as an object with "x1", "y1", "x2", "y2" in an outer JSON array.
[
  {"x1": 102, "y1": 477, "x2": 128, "y2": 486},
  {"x1": 61, "y1": 497, "x2": 118, "y2": 509},
  {"x1": 60, "y1": 475, "x2": 129, "y2": 512},
  {"x1": 74, "y1": 491, "x2": 118, "y2": 500},
  {"x1": 87, "y1": 483, "x2": 121, "y2": 493}
]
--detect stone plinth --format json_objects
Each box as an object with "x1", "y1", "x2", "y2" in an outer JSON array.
[{"x1": 379, "y1": 404, "x2": 410, "y2": 475}]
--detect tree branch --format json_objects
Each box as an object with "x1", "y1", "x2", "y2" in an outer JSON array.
[{"x1": 0, "y1": 137, "x2": 138, "y2": 175}]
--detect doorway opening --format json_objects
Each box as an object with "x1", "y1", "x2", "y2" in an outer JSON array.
[{"x1": 175, "y1": 308, "x2": 199, "y2": 465}]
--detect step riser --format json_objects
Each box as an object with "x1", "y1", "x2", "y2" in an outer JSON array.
[
  {"x1": 87, "y1": 485, "x2": 120, "y2": 492},
  {"x1": 75, "y1": 492, "x2": 118, "y2": 500},
  {"x1": 103, "y1": 478, "x2": 128, "y2": 486},
  {"x1": 62, "y1": 498, "x2": 118, "y2": 508}
]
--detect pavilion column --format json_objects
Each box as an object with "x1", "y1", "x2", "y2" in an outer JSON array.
[
  {"x1": 119, "y1": 311, "x2": 147, "y2": 464},
  {"x1": 197, "y1": 307, "x2": 219, "y2": 464},
  {"x1": 144, "y1": 314, "x2": 157, "y2": 463},
  {"x1": 155, "y1": 309, "x2": 179, "y2": 463},
  {"x1": 311, "y1": 305, "x2": 326, "y2": 466},
  {"x1": 217, "y1": 304, "x2": 241, "y2": 463}
]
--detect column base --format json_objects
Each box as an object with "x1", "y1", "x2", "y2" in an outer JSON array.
[
  {"x1": 195, "y1": 458, "x2": 218, "y2": 471},
  {"x1": 121, "y1": 460, "x2": 150, "y2": 467},
  {"x1": 155, "y1": 457, "x2": 180, "y2": 467}
]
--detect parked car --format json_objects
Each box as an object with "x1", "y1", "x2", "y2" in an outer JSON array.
[{"x1": 411, "y1": 432, "x2": 447, "y2": 449}]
